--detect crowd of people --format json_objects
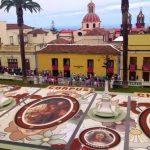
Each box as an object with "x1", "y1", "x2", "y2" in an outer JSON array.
[
  {"x1": 37, "y1": 71, "x2": 108, "y2": 87},
  {"x1": 0, "y1": 66, "x2": 36, "y2": 76},
  {"x1": 0, "y1": 67, "x2": 123, "y2": 87}
]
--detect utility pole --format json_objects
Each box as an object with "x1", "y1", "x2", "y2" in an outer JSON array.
[{"x1": 121, "y1": 0, "x2": 129, "y2": 88}]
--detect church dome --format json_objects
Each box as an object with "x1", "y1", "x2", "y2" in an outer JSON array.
[
  {"x1": 82, "y1": 13, "x2": 100, "y2": 23},
  {"x1": 82, "y1": 1, "x2": 100, "y2": 23}
]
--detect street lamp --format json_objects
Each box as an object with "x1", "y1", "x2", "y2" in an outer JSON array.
[
  {"x1": 34, "y1": 45, "x2": 39, "y2": 76},
  {"x1": 121, "y1": 0, "x2": 129, "y2": 88},
  {"x1": 102, "y1": 55, "x2": 110, "y2": 80}
]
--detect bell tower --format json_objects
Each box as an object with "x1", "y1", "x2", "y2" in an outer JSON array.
[
  {"x1": 136, "y1": 9, "x2": 145, "y2": 28},
  {"x1": 82, "y1": 1, "x2": 101, "y2": 30}
]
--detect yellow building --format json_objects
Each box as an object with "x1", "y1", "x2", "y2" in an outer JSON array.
[
  {"x1": 37, "y1": 44, "x2": 120, "y2": 78},
  {"x1": 127, "y1": 34, "x2": 150, "y2": 81},
  {"x1": 0, "y1": 21, "x2": 56, "y2": 70}
]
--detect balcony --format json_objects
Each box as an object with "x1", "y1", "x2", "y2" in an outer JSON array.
[
  {"x1": 52, "y1": 65, "x2": 58, "y2": 70},
  {"x1": 64, "y1": 65, "x2": 70, "y2": 71},
  {"x1": 143, "y1": 65, "x2": 150, "y2": 71},
  {"x1": 88, "y1": 67, "x2": 93, "y2": 73},
  {"x1": 107, "y1": 67, "x2": 114, "y2": 73},
  {"x1": 129, "y1": 64, "x2": 137, "y2": 72}
]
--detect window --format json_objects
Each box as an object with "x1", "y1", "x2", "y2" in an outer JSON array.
[
  {"x1": 87, "y1": 60, "x2": 94, "y2": 75},
  {"x1": 86, "y1": 24, "x2": 89, "y2": 28},
  {"x1": 33, "y1": 33, "x2": 37, "y2": 37},
  {"x1": 52, "y1": 58, "x2": 58, "y2": 66},
  {"x1": 143, "y1": 57, "x2": 150, "y2": 71},
  {"x1": 93, "y1": 23, "x2": 96, "y2": 28},
  {"x1": 129, "y1": 72, "x2": 136, "y2": 81},
  {"x1": 130, "y1": 57, "x2": 137, "y2": 65},
  {"x1": 78, "y1": 32, "x2": 82, "y2": 36},
  {"x1": 9, "y1": 36, "x2": 14, "y2": 45},
  {"x1": 87, "y1": 60, "x2": 93, "y2": 68},
  {"x1": 26, "y1": 59, "x2": 30, "y2": 70},
  {"x1": 107, "y1": 60, "x2": 114, "y2": 68},
  {"x1": 143, "y1": 57, "x2": 150, "y2": 65},
  {"x1": 63, "y1": 59, "x2": 70, "y2": 66},
  {"x1": 8, "y1": 59, "x2": 18, "y2": 69},
  {"x1": 24, "y1": 35, "x2": 28, "y2": 43},
  {"x1": 143, "y1": 72, "x2": 149, "y2": 81}
]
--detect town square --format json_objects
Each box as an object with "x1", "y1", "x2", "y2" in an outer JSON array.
[{"x1": 0, "y1": 0, "x2": 150, "y2": 150}]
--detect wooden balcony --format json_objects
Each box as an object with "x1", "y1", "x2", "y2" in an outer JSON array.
[
  {"x1": 88, "y1": 67, "x2": 93, "y2": 73},
  {"x1": 64, "y1": 65, "x2": 70, "y2": 71},
  {"x1": 52, "y1": 65, "x2": 58, "y2": 70},
  {"x1": 129, "y1": 64, "x2": 137, "y2": 72},
  {"x1": 143, "y1": 65, "x2": 150, "y2": 71}
]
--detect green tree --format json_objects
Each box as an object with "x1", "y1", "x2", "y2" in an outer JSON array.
[{"x1": 0, "y1": 0, "x2": 41, "y2": 82}]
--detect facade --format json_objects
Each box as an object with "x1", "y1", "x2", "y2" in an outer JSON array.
[
  {"x1": 127, "y1": 34, "x2": 150, "y2": 81},
  {"x1": 119, "y1": 34, "x2": 150, "y2": 81},
  {"x1": 118, "y1": 9, "x2": 147, "y2": 37},
  {"x1": 58, "y1": 1, "x2": 109, "y2": 44},
  {"x1": 0, "y1": 21, "x2": 56, "y2": 70},
  {"x1": 76, "y1": 28, "x2": 109, "y2": 44},
  {"x1": 37, "y1": 44, "x2": 120, "y2": 78}
]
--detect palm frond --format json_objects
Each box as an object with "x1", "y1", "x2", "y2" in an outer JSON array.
[
  {"x1": 1, "y1": 0, "x2": 41, "y2": 12},
  {"x1": 0, "y1": 0, "x2": 14, "y2": 11},
  {"x1": 4, "y1": 3, "x2": 14, "y2": 12},
  {"x1": 22, "y1": 0, "x2": 41, "y2": 13}
]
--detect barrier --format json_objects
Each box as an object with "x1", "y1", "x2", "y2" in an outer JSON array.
[{"x1": 0, "y1": 74, "x2": 150, "y2": 87}]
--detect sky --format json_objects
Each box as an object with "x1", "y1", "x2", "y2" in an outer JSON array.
[{"x1": 0, "y1": 0, "x2": 150, "y2": 30}]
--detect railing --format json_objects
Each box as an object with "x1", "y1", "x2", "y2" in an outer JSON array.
[
  {"x1": 112, "y1": 80, "x2": 150, "y2": 87},
  {"x1": 128, "y1": 81, "x2": 142, "y2": 86},
  {"x1": 0, "y1": 74, "x2": 34, "y2": 82}
]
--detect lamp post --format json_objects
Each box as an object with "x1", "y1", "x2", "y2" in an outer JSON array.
[
  {"x1": 121, "y1": 0, "x2": 129, "y2": 88},
  {"x1": 102, "y1": 55, "x2": 109, "y2": 80},
  {"x1": 34, "y1": 45, "x2": 39, "y2": 75}
]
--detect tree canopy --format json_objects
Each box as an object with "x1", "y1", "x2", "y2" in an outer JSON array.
[{"x1": 0, "y1": 0, "x2": 41, "y2": 12}]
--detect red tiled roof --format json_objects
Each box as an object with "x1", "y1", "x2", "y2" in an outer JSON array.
[
  {"x1": 131, "y1": 28, "x2": 145, "y2": 32},
  {"x1": 48, "y1": 38, "x2": 70, "y2": 44},
  {"x1": 59, "y1": 30, "x2": 75, "y2": 33},
  {"x1": 85, "y1": 28, "x2": 108, "y2": 36},
  {"x1": 37, "y1": 44, "x2": 120, "y2": 55},
  {"x1": 115, "y1": 28, "x2": 121, "y2": 32},
  {"x1": 27, "y1": 29, "x2": 48, "y2": 34},
  {"x1": 7, "y1": 24, "x2": 33, "y2": 30}
]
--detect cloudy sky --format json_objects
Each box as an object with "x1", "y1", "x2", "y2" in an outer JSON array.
[{"x1": 0, "y1": 0, "x2": 150, "y2": 29}]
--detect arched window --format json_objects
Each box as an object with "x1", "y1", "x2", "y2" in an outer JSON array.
[
  {"x1": 93, "y1": 23, "x2": 96, "y2": 28},
  {"x1": 86, "y1": 24, "x2": 89, "y2": 28}
]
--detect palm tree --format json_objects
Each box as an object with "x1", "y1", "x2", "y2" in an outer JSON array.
[
  {"x1": 121, "y1": 0, "x2": 129, "y2": 88},
  {"x1": 0, "y1": 0, "x2": 41, "y2": 82}
]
